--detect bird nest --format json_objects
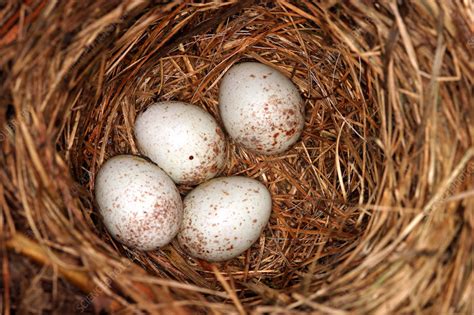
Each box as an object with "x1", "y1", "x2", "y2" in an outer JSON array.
[{"x1": 1, "y1": 1, "x2": 473, "y2": 314}]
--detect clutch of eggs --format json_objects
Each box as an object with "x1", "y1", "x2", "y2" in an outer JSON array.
[
  {"x1": 219, "y1": 62, "x2": 305, "y2": 155},
  {"x1": 93, "y1": 61, "x2": 309, "y2": 259},
  {"x1": 135, "y1": 101, "x2": 226, "y2": 185},
  {"x1": 178, "y1": 176, "x2": 272, "y2": 262},
  {"x1": 95, "y1": 155, "x2": 183, "y2": 250}
]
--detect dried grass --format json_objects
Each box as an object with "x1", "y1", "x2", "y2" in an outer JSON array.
[{"x1": 1, "y1": 0, "x2": 473, "y2": 314}]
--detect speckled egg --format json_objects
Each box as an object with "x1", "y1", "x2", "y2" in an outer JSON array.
[
  {"x1": 134, "y1": 101, "x2": 226, "y2": 185},
  {"x1": 177, "y1": 176, "x2": 272, "y2": 262},
  {"x1": 95, "y1": 155, "x2": 183, "y2": 251},
  {"x1": 219, "y1": 62, "x2": 305, "y2": 155}
]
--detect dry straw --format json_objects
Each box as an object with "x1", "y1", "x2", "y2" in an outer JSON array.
[{"x1": 1, "y1": 0, "x2": 473, "y2": 314}]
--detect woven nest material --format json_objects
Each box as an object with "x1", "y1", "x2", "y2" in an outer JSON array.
[{"x1": 1, "y1": 1, "x2": 473, "y2": 314}]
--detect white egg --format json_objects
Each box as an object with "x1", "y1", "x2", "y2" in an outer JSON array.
[
  {"x1": 177, "y1": 176, "x2": 272, "y2": 262},
  {"x1": 135, "y1": 101, "x2": 226, "y2": 185},
  {"x1": 95, "y1": 155, "x2": 183, "y2": 251},
  {"x1": 219, "y1": 62, "x2": 305, "y2": 155}
]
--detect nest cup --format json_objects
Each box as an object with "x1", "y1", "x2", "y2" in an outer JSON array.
[{"x1": 1, "y1": 1, "x2": 473, "y2": 314}]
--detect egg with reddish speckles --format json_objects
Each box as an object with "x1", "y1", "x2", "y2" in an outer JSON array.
[
  {"x1": 134, "y1": 101, "x2": 226, "y2": 185},
  {"x1": 95, "y1": 155, "x2": 183, "y2": 251},
  {"x1": 219, "y1": 62, "x2": 305, "y2": 155},
  {"x1": 177, "y1": 176, "x2": 272, "y2": 262}
]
